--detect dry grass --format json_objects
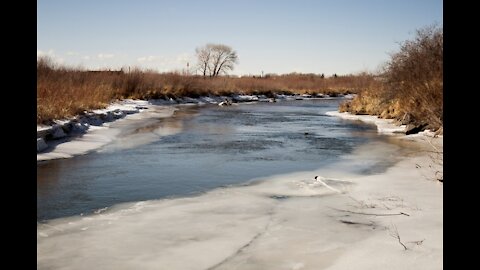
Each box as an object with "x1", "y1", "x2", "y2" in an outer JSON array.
[
  {"x1": 340, "y1": 24, "x2": 443, "y2": 132},
  {"x1": 37, "y1": 58, "x2": 124, "y2": 123},
  {"x1": 37, "y1": 57, "x2": 380, "y2": 124}
]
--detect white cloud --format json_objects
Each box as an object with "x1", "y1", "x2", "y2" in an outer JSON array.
[
  {"x1": 37, "y1": 49, "x2": 55, "y2": 58},
  {"x1": 176, "y1": 53, "x2": 192, "y2": 63},
  {"x1": 136, "y1": 53, "x2": 193, "y2": 69},
  {"x1": 66, "y1": 51, "x2": 79, "y2": 56},
  {"x1": 137, "y1": 55, "x2": 160, "y2": 62},
  {"x1": 37, "y1": 49, "x2": 64, "y2": 64},
  {"x1": 82, "y1": 56, "x2": 91, "y2": 60},
  {"x1": 97, "y1": 53, "x2": 115, "y2": 59}
]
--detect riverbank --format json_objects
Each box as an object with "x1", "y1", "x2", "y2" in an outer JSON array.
[
  {"x1": 37, "y1": 112, "x2": 442, "y2": 269},
  {"x1": 38, "y1": 56, "x2": 376, "y2": 124},
  {"x1": 37, "y1": 99, "x2": 174, "y2": 161},
  {"x1": 338, "y1": 25, "x2": 442, "y2": 135}
]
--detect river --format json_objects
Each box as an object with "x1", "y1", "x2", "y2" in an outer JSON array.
[{"x1": 37, "y1": 98, "x2": 399, "y2": 221}]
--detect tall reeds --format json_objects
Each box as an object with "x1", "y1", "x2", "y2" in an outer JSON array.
[{"x1": 37, "y1": 57, "x2": 379, "y2": 124}]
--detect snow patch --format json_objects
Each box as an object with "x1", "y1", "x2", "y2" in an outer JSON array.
[
  {"x1": 36, "y1": 99, "x2": 156, "y2": 160},
  {"x1": 326, "y1": 111, "x2": 406, "y2": 134}
]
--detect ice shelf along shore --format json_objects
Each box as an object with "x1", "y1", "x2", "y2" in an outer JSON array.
[
  {"x1": 37, "y1": 99, "x2": 174, "y2": 162},
  {"x1": 325, "y1": 111, "x2": 407, "y2": 134}
]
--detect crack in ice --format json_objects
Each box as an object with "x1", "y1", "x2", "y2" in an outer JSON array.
[{"x1": 206, "y1": 209, "x2": 276, "y2": 270}]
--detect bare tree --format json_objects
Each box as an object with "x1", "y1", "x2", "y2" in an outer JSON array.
[
  {"x1": 195, "y1": 43, "x2": 238, "y2": 77},
  {"x1": 195, "y1": 46, "x2": 211, "y2": 77}
]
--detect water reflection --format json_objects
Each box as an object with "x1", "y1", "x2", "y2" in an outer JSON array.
[{"x1": 99, "y1": 106, "x2": 200, "y2": 152}]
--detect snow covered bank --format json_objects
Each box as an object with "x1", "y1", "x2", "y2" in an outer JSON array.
[
  {"x1": 37, "y1": 100, "x2": 176, "y2": 162},
  {"x1": 37, "y1": 99, "x2": 148, "y2": 142},
  {"x1": 325, "y1": 111, "x2": 407, "y2": 134},
  {"x1": 37, "y1": 134, "x2": 442, "y2": 269},
  {"x1": 325, "y1": 111, "x2": 443, "y2": 150},
  {"x1": 37, "y1": 99, "x2": 149, "y2": 139}
]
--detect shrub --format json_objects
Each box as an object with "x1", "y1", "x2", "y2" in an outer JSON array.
[{"x1": 341, "y1": 24, "x2": 443, "y2": 132}]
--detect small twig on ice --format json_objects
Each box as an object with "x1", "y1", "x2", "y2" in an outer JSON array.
[
  {"x1": 427, "y1": 138, "x2": 441, "y2": 153},
  {"x1": 381, "y1": 202, "x2": 392, "y2": 210},
  {"x1": 389, "y1": 223, "x2": 408, "y2": 250},
  {"x1": 347, "y1": 196, "x2": 377, "y2": 209},
  {"x1": 330, "y1": 207, "x2": 410, "y2": 217},
  {"x1": 407, "y1": 239, "x2": 425, "y2": 246}
]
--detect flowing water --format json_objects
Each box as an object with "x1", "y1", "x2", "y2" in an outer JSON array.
[{"x1": 37, "y1": 99, "x2": 392, "y2": 221}]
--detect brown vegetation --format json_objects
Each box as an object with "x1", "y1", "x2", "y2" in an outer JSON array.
[
  {"x1": 340, "y1": 24, "x2": 443, "y2": 133},
  {"x1": 37, "y1": 57, "x2": 380, "y2": 124}
]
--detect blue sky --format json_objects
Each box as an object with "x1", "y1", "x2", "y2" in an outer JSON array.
[{"x1": 37, "y1": 0, "x2": 442, "y2": 75}]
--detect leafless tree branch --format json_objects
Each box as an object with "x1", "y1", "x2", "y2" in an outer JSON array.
[{"x1": 195, "y1": 44, "x2": 238, "y2": 77}]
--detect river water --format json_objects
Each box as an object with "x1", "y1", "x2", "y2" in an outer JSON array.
[{"x1": 37, "y1": 99, "x2": 392, "y2": 221}]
